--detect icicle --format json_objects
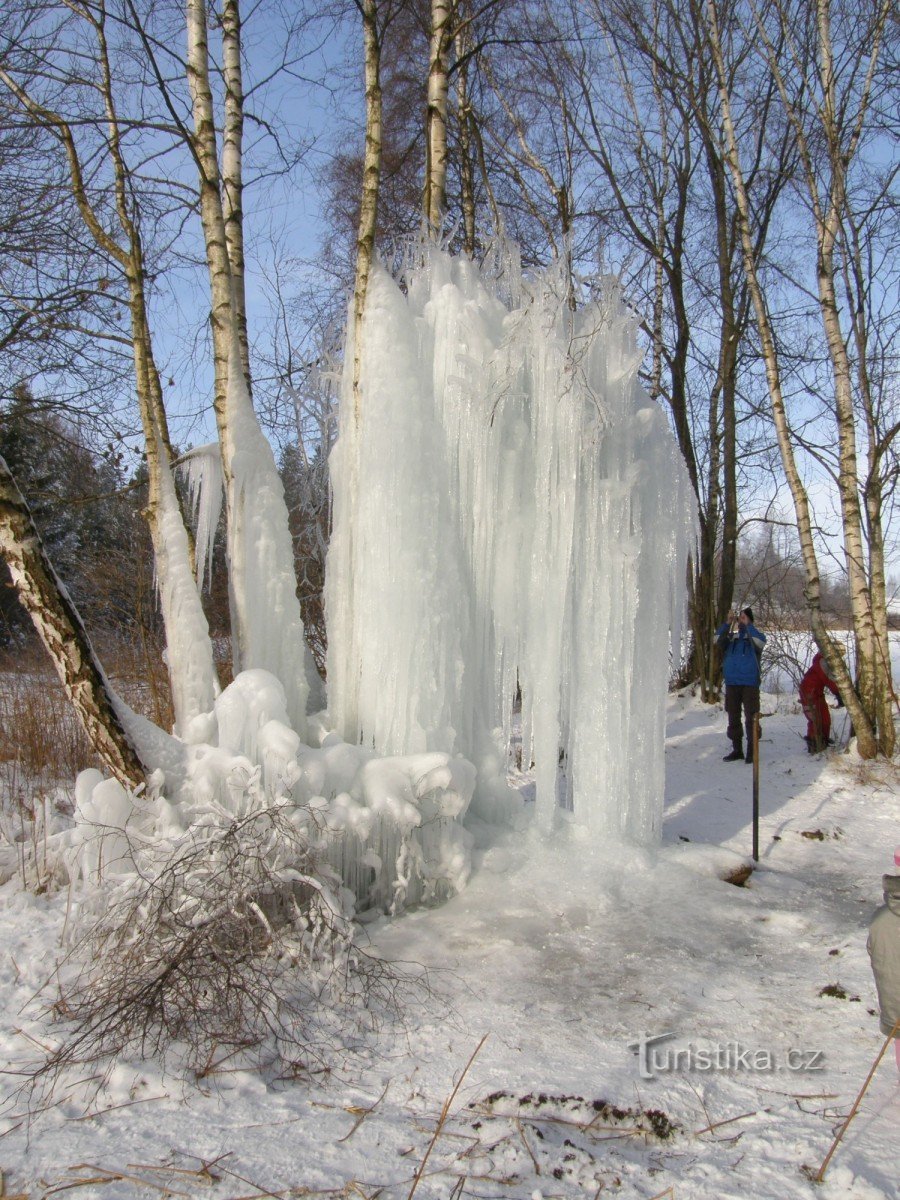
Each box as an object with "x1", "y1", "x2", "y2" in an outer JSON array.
[
  {"x1": 153, "y1": 442, "x2": 220, "y2": 736},
  {"x1": 178, "y1": 443, "x2": 224, "y2": 590}
]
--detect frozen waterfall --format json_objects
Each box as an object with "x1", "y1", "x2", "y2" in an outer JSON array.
[{"x1": 325, "y1": 245, "x2": 694, "y2": 845}]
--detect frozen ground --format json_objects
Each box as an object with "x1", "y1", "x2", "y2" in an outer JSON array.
[{"x1": 0, "y1": 691, "x2": 897, "y2": 1199}]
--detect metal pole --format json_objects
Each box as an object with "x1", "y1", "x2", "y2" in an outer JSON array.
[{"x1": 752, "y1": 711, "x2": 760, "y2": 862}]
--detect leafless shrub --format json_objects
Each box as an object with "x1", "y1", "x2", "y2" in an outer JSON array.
[
  {"x1": 759, "y1": 628, "x2": 816, "y2": 695},
  {"x1": 25, "y1": 798, "x2": 405, "y2": 1107},
  {"x1": 99, "y1": 631, "x2": 175, "y2": 732}
]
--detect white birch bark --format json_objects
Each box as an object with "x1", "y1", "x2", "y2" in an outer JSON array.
[
  {"x1": 326, "y1": 0, "x2": 384, "y2": 743},
  {"x1": 810, "y1": 0, "x2": 887, "y2": 746},
  {"x1": 425, "y1": 0, "x2": 453, "y2": 231},
  {"x1": 0, "y1": 455, "x2": 145, "y2": 787},
  {"x1": 221, "y1": 0, "x2": 251, "y2": 389},
  {"x1": 455, "y1": 22, "x2": 476, "y2": 255},
  {"x1": 0, "y1": 30, "x2": 220, "y2": 739},
  {"x1": 742, "y1": 0, "x2": 892, "y2": 752},
  {"x1": 353, "y1": 0, "x2": 383, "y2": 414}
]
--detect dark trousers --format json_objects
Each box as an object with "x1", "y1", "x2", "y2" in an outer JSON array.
[{"x1": 725, "y1": 685, "x2": 760, "y2": 751}]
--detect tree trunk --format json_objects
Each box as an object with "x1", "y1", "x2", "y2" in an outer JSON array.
[
  {"x1": 221, "y1": 0, "x2": 251, "y2": 390},
  {"x1": 185, "y1": 0, "x2": 312, "y2": 731},
  {"x1": 0, "y1": 454, "x2": 145, "y2": 788},
  {"x1": 186, "y1": 0, "x2": 236, "y2": 447},
  {"x1": 96, "y1": 5, "x2": 219, "y2": 734},
  {"x1": 424, "y1": 0, "x2": 452, "y2": 231},
  {"x1": 455, "y1": 22, "x2": 476, "y2": 256},
  {"x1": 327, "y1": 0, "x2": 384, "y2": 743},
  {"x1": 846, "y1": 224, "x2": 896, "y2": 757},
  {"x1": 353, "y1": 0, "x2": 383, "y2": 414},
  {"x1": 809, "y1": 0, "x2": 886, "y2": 748},
  {"x1": 0, "y1": 14, "x2": 220, "y2": 738}
]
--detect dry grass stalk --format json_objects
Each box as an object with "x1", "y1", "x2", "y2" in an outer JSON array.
[
  {"x1": 693, "y1": 1110, "x2": 757, "y2": 1137},
  {"x1": 337, "y1": 1080, "x2": 390, "y2": 1144},
  {"x1": 806, "y1": 1017, "x2": 900, "y2": 1183},
  {"x1": 406, "y1": 1034, "x2": 488, "y2": 1200}
]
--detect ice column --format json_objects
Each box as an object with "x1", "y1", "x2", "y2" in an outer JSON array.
[{"x1": 325, "y1": 245, "x2": 694, "y2": 844}]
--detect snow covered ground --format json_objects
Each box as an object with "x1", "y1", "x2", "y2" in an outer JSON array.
[{"x1": 0, "y1": 691, "x2": 897, "y2": 1199}]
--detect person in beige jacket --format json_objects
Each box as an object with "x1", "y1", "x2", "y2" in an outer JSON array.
[{"x1": 867, "y1": 848, "x2": 900, "y2": 1071}]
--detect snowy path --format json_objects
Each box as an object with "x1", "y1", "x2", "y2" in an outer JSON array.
[{"x1": 0, "y1": 693, "x2": 897, "y2": 1199}]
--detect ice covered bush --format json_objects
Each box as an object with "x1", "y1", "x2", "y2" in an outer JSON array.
[
  {"x1": 31, "y1": 786, "x2": 394, "y2": 1096},
  {"x1": 23, "y1": 669, "x2": 474, "y2": 1096}
]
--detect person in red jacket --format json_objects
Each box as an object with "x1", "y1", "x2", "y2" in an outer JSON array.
[{"x1": 799, "y1": 649, "x2": 843, "y2": 753}]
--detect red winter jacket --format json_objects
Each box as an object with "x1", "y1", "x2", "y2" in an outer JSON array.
[{"x1": 799, "y1": 652, "x2": 841, "y2": 701}]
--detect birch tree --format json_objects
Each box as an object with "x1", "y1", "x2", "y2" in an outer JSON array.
[
  {"x1": 352, "y1": 0, "x2": 383, "y2": 412},
  {"x1": 510, "y1": 0, "x2": 781, "y2": 698},
  {"x1": 184, "y1": 0, "x2": 316, "y2": 730},
  {"x1": 0, "y1": 0, "x2": 220, "y2": 737},
  {"x1": 705, "y1": 0, "x2": 897, "y2": 756},
  {"x1": 0, "y1": 453, "x2": 144, "y2": 787},
  {"x1": 424, "y1": 0, "x2": 453, "y2": 230}
]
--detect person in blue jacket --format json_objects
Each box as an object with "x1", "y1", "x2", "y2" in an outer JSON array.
[{"x1": 715, "y1": 607, "x2": 767, "y2": 763}]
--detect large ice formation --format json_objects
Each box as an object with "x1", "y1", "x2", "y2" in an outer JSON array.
[
  {"x1": 71, "y1": 670, "x2": 474, "y2": 913},
  {"x1": 69, "y1": 244, "x2": 692, "y2": 920},
  {"x1": 326, "y1": 245, "x2": 694, "y2": 844}
]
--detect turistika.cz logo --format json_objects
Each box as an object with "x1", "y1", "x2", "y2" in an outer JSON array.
[{"x1": 627, "y1": 1032, "x2": 826, "y2": 1080}]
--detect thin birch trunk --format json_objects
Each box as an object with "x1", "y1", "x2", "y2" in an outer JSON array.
[
  {"x1": 425, "y1": 0, "x2": 453, "y2": 231},
  {"x1": 331, "y1": 0, "x2": 383, "y2": 742},
  {"x1": 186, "y1": 0, "x2": 235, "y2": 446},
  {"x1": 221, "y1": 0, "x2": 251, "y2": 390},
  {"x1": 843, "y1": 203, "x2": 896, "y2": 755},
  {"x1": 455, "y1": 23, "x2": 476, "y2": 256},
  {"x1": 810, "y1": 0, "x2": 888, "y2": 745},
  {"x1": 0, "y1": 455, "x2": 145, "y2": 788},
  {"x1": 0, "y1": 26, "x2": 219, "y2": 738},
  {"x1": 353, "y1": 0, "x2": 383, "y2": 416},
  {"x1": 746, "y1": 0, "x2": 890, "y2": 751},
  {"x1": 95, "y1": 7, "x2": 219, "y2": 733},
  {"x1": 185, "y1": 0, "x2": 313, "y2": 729},
  {"x1": 185, "y1": 0, "x2": 246, "y2": 670}
]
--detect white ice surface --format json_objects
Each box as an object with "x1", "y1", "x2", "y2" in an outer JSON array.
[
  {"x1": 178, "y1": 442, "x2": 223, "y2": 592},
  {"x1": 221, "y1": 337, "x2": 315, "y2": 735},
  {"x1": 1, "y1": 693, "x2": 897, "y2": 1198}
]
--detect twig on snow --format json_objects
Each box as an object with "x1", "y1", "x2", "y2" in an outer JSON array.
[
  {"x1": 693, "y1": 1111, "x2": 757, "y2": 1137},
  {"x1": 514, "y1": 1117, "x2": 540, "y2": 1175}
]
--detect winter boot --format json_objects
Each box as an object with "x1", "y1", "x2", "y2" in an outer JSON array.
[
  {"x1": 723, "y1": 746, "x2": 743, "y2": 762},
  {"x1": 745, "y1": 748, "x2": 754, "y2": 764}
]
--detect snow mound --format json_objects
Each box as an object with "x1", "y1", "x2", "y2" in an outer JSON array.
[{"x1": 70, "y1": 670, "x2": 474, "y2": 912}]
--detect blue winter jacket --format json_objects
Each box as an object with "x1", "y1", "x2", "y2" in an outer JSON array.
[{"x1": 716, "y1": 622, "x2": 766, "y2": 687}]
